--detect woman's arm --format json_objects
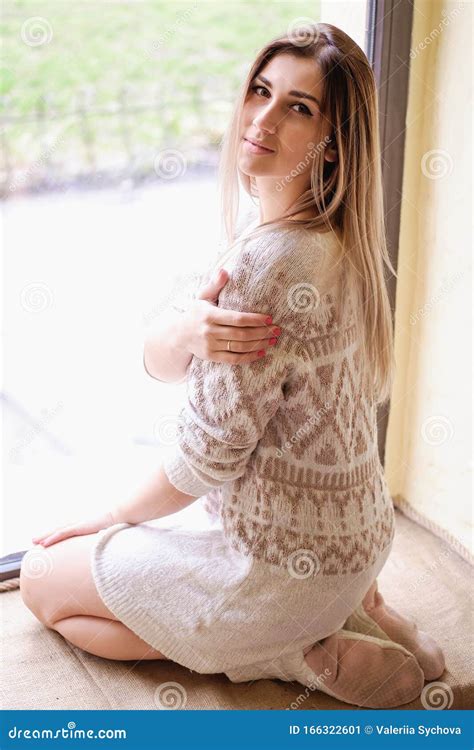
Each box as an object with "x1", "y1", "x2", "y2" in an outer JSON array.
[
  {"x1": 143, "y1": 268, "x2": 230, "y2": 383},
  {"x1": 161, "y1": 230, "x2": 309, "y2": 498},
  {"x1": 110, "y1": 464, "x2": 199, "y2": 525},
  {"x1": 32, "y1": 464, "x2": 200, "y2": 546},
  {"x1": 143, "y1": 307, "x2": 192, "y2": 383},
  {"x1": 144, "y1": 270, "x2": 278, "y2": 383}
]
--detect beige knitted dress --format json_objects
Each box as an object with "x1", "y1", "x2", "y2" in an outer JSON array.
[{"x1": 91, "y1": 219, "x2": 395, "y2": 690}]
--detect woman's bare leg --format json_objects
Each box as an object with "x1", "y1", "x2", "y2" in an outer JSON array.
[
  {"x1": 20, "y1": 534, "x2": 170, "y2": 661},
  {"x1": 52, "y1": 614, "x2": 168, "y2": 661}
]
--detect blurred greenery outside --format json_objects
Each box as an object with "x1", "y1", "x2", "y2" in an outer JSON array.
[{"x1": 1, "y1": 0, "x2": 320, "y2": 193}]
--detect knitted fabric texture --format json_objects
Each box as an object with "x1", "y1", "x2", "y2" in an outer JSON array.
[{"x1": 162, "y1": 226, "x2": 395, "y2": 577}]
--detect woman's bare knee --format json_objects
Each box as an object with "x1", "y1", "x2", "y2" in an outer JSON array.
[
  {"x1": 20, "y1": 547, "x2": 52, "y2": 625},
  {"x1": 19, "y1": 535, "x2": 117, "y2": 627}
]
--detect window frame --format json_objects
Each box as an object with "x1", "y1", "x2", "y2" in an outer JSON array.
[{"x1": 366, "y1": 0, "x2": 415, "y2": 465}]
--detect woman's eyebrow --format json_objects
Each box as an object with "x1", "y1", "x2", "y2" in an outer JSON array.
[{"x1": 254, "y1": 74, "x2": 321, "y2": 107}]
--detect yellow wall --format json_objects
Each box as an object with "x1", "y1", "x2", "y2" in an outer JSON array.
[{"x1": 385, "y1": 0, "x2": 472, "y2": 558}]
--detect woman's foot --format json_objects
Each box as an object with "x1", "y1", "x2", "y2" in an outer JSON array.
[
  {"x1": 303, "y1": 630, "x2": 424, "y2": 708},
  {"x1": 348, "y1": 580, "x2": 446, "y2": 682}
]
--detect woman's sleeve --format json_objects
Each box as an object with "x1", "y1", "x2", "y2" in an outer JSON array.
[{"x1": 161, "y1": 229, "x2": 314, "y2": 497}]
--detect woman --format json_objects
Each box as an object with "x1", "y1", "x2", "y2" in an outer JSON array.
[{"x1": 21, "y1": 23, "x2": 445, "y2": 708}]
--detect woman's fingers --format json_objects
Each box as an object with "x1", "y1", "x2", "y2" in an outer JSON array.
[
  {"x1": 32, "y1": 513, "x2": 114, "y2": 548},
  {"x1": 211, "y1": 324, "x2": 281, "y2": 342},
  {"x1": 32, "y1": 528, "x2": 62, "y2": 544},
  {"x1": 211, "y1": 307, "x2": 275, "y2": 330},
  {"x1": 33, "y1": 526, "x2": 78, "y2": 547},
  {"x1": 214, "y1": 336, "x2": 278, "y2": 354},
  {"x1": 220, "y1": 339, "x2": 276, "y2": 356},
  {"x1": 38, "y1": 533, "x2": 67, "y2": 547},
  {"x1": 32, "y1": 523, "x2": 86, "y2": 547}
]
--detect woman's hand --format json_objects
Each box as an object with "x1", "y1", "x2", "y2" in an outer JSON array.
[
  {"x1": 182, "y1": 268, "x2": 282, "y2": 364},
  {"x1": 31, "y1": 511, "x2": 117, "y2": 548}
]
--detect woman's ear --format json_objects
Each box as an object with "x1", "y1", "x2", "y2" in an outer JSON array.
[{"x1": 324, "y1": 138, "x2": 338, "y2": 163}]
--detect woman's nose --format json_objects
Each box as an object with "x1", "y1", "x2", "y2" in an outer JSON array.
[{"x1": 252, "y1": 104, "x2": 278, "y2": 134}]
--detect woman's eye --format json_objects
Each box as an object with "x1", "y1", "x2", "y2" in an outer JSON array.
[
  {"x1": 291, "y1": 103, "x2": 312, "y2": 116},
  {"x1": 250, "y1": 85, "x2": 312, "y2": 116},
  {"x1": 251, "y1": 85, "x2": 269, "y2": 97}
]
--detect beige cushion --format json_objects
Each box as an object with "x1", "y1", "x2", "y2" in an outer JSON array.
[{"x1": 1, "y1": 510, "x2": 472, "y2": 710}]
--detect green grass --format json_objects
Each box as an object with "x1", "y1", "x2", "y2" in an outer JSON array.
[{"x1": 1, "y1": 0, "x2": 320, "y2": 186}]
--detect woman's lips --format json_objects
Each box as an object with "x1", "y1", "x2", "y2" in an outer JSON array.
[{"x1": 243, "y1": 138, "x2": 275, "y2": 155}]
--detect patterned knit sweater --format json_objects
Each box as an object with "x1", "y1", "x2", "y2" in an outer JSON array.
[{"x1": 162, "y1": 224, "x2": 395, "y2": 577}]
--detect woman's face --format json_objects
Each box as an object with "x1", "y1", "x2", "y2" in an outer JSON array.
[{"x1": 238, "y1": 52, "x2": 335, "y2": 187}]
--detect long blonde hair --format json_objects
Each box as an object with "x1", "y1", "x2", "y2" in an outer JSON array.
[{"x1": 215, "y1": 22, "x2": 397, "y2": 406}]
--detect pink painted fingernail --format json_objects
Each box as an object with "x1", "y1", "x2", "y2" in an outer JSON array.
[
  {"x1": 257, "y1": 350, "x2": 265, "y2": 357},
  {"x1": 269, "y1": 337, "x2": 277, "y2": 345},
  {"x1": 265, "y1": 316, "x2": 273, "y2": 325}
]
